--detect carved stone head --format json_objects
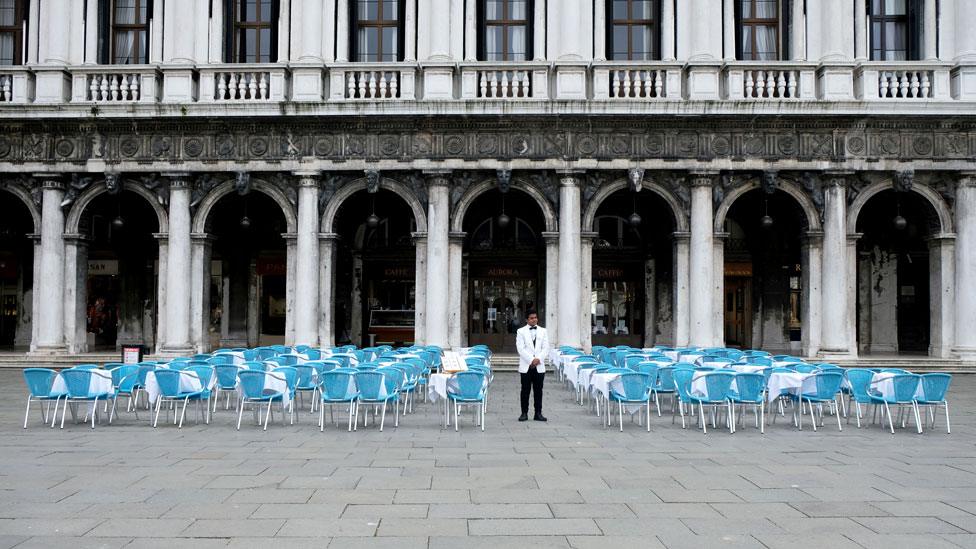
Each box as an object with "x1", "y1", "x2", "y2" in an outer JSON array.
[
  {"x1": 235, "y1": 171, "x2": 251, "y2": 196},
  {"x1": 761, "y1": 171, "x2": 779, "y2": 195},
  {"x1": 104, "y1": 172, "x2": 120, "y2": 195},
  {"x1": 365, "y1": 169, "x2": 380, "y2": 194},
  {"x1": 893, "y1": 171, "x2": 914, "y2": 193},
  {"x1": 496, "y1": 169, "x2": 512, "y2": 194},
  {"x1": 627, "y1": 168, "x2": 645, "y2": 193}
]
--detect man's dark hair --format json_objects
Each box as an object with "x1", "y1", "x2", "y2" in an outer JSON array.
[{"x1": 526, "y1": 309, "x2": 538, "y2": 317}]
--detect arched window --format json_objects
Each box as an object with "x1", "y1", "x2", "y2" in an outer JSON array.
[
  {"x1": 226, "y1": 0, "x2": 278, "y2": 63},
  {"x1": 478, "y1": 0, "x2": 532, "y2": 61},
  {"x1": 0, "y1": 0, "x2": 25, "y2": 65},
  {"x1": 869, "y1": 0, "x2": 920, "y2": 61},
  {"x1": 735, "y1": 0, "x2": 788, "y2": 61},
  {"x1": 606, "y1": 0, "x2": 659, "y2": 61},
  {"x1": 352, "y1": 0, "x2": 405, "y2": 62}
]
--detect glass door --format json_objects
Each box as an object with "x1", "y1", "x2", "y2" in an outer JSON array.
[
  {"x1": 724, "y1": 276, "x2": 752, "y2": 348},
  {"x1": 469, "y1": 276, "x2": 537, "y2": 353}
]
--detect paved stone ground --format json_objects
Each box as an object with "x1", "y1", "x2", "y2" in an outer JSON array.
[{"x1": 1, "y1": 369, "x2": 974, "y2": 549}]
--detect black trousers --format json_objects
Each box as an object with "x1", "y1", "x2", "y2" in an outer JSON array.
[{"x1": 520, "y1": 368, "x2": 545, "y2": 415}]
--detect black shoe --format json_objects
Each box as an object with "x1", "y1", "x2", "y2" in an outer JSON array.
[
  {"x1": 533, "y1": 414, "x2": 547, "y2": 422},
  {"x1": 518, "y1": 413, "x2": 528, "y2": 422}
]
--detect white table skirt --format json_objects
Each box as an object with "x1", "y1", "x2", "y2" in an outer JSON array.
[
  {"x1": 690, "y1": 371, "x2": 739, "y2": 399},
  {"x1": 144, "y1": 370, "x2": 205, "y2": 403},
  {"x1": 51, "y1": 370, "x2": 114, "y2": 396},
  {"x1": 728, "y1": 364, "x2": 768, "y2": 374},
  {"x1": 765, "y1": 372, "x2": 816, "y2": 403},
  {"x1": 590, "y1": 373, "x2": 620, "y2": 400},
  {"x1": 871, "y1": 372, "x2": 924, "y2": 400}
]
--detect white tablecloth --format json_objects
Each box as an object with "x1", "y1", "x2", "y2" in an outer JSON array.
[
  {"x1": 871, "y1": 372, "x2": 924, "y2": 400},
  {"x1": 144, "y1": 370, "x2": 206, "y2": 403},
  {"x1": 678, "y1": 353, "x2": 704, "y2": 364},
  {"x1": 590, "y1": 373, "x2": 620, "y2": 400},
  {"x1": 215, "y1": 352, "x2": 246, "y2": 365},
  {"x1": 51, "y1": 370, "x2": 114, "y2": 396},
  {"x1": 428, "y1": 373, "x2": 456, "y2": 403},
  {"x1": 729, "y1": 364, "x2": 768, "y2": 374},
  {"x1": 765, "y1": 372, "x2": 816, "y2": 403},
  {"x1": 690, "y1": 371, "x2": 738, "y2": 398}
]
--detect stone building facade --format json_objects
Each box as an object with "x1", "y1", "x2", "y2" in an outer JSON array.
[{"x1": 0, "y1": 0, "x2": 974, "y2": 362}]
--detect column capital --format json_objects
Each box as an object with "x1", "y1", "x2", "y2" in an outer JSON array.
[
  {"x1": 33, "y1": 174, "x2": 65, "y2": 190},
  {"x1": 957, "y1": 172, "x2": 976, "y2": 188},
  {"x1": 162, "y1": 172, "x2": 192, "y2": 188},
  {"x1": 62, "y1": 233, "x2": 91, "y2": 245},
  {"x1": 689, "y1": 171, "x2": 718, "y2": 187},
  {"x1": 713, "y1": 231, "x2": 730, "y2": 240},
  {"x1": 541, "y1": 231, "x2": 560, "y2": 243},
  {"x1": 449, "y1": 231, "x2": 466, "y2": 242},
  {"x1": 318, "y1": 232, "x2": 341, "y2": 242},
  {"x1": 190, "y1": 232, "x2": 216, "y2": 243},
  {"x1": 847, "y1": 232, "x2": 863, "y2": 243},
  {"x1": 672, "y1": 230, "x2": 691, "y2": 241},
  {"x1": 293, "y1": 171, "x2": 322, "y2": 186},
  {"x1": 152, "y1": 232, "x2": 169, "y2": 241},
  {"x1": 580, "y1": 230, "x2": 599, "y2": 242},
  {"x1": 557, "y1": 171, "x2": 584, "y2": 186},
  {"x1": 926, "y1": 233, "x2": 957, "y2": 245},
  {"x1": 281, "y1": 232, "x2": 298, "y2": 242},
  {"x1": 801, "y1": 230, "x2": 825, "y2": 246},
  {"x1": 423, "y1": 169, "x2": 452, "y2": 184},
  {"x1": 823, "y1": 170, "x2": 854, "y2": 187},
  {"x1": 411, "y1": 231, "x2": 428, "y2": 243}
]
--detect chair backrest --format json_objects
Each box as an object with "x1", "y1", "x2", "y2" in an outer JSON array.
[
  {"x1": 242, "y1": 361, "x2": 267, "y2": 371},
  {"x1": 215, "y1": 365, "x2": 241, "y2": 389},
  {"x1": 303, "y1": 349, "x2": 322, "y2": 360},
  {"x1": 153, "y1": 369, "x2": 186, "y2": 398},
  {"x1": 656, "y1": 366, "x2": 676, "y2": 391},
  {"x1": 23, "y1": 368, "x2": 59, "y2": 397},
  {"x1": 636, "y1": 362, "x2": 660, "y2": 385},
  {"x1": 355, "y1": 371, "x2": 386, "y2": 400},
  {"x1": 186, "y1": 365, "x2": 215, "y2": 388},
  {"x1": 108, "y1": 364, "x2": 137, "y2": 386},
  {"x1": 606, "y1": 367, "x2": 631, "y2": 374},
  {"x1": 673, "y1": 361, "x2": 697, "y2": 370},
  {"x1": 672, "y1": 368, "x2": 695, "y2": 402},
  {"x1": 377, "y1": 367, "x2": 404, "y2": 394},
  {"x1": 794, "y1": 364, "x2": 819, "y2": 374},
  {"x1": 136, "y1": 364, "x2": 156, "y2": 386},
  {"x1": 804, "y1": 371, "x2": 843, "y2": 399},
  {"x1": 74, "y1": 364, "x2": 99, "y2": 370},
  {"x1": 920, "y1": 373, "x2": 951, "y2": 402},
  {"x1": 701, "y1": 371, "x2": 736, "y2": 400},
  {"x1": 845, "y1": 369, "x2": 874, "y2": 402},
  {"x1": 451, "y1": 371, "x2": 487, "y2": 400},
  {"x1": 465, "y1": 356, "x2": 487, "y2": 368},
  {"x1": 891, "y1": 374, "x2": 922, "y2": 402},
  {"x1": 613, "y1": 372, "x2": 652, "y2": 400},
  {"x1": 242, "y1": 349, "x2": 260, "y2": 361},
  {"x1": 207, "y1": 355, "x2": 234, "y2": 366},
  {"x1": 293, "y1": 365, "x2": 317, "y2": 389},
  {"x1": 321, "y1": 370, "x2": 358, "y2": 400},
  {"x1": 745, "y1": 357, "x2": 773, "y2": 367},
  {"x1": 743, "y1": 350, "x2": 771, "y2": 357},
  {"x1": 272, "y1": 366, "x2": 298, "y2": 391},
  {"x1": 881, "y1": 368, "x2": 910, "y2": 374},
  {"x1": 237, "y1": 370, "x2": 276, "y2": 399},
  {"x1": 733, "y1": 373, "x2": 765, "y2": 402}
]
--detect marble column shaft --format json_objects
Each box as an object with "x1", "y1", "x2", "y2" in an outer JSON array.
[
  {"x1": 557, "y1": 174, "x2": 583, "y2": 348},
  {"x1": 689, "y1": 174, "x2": 714, "y2": 347},
  {"x1": 954, "y1": 175, "x2": 976, "y2": 357},
  {"x1": 425, "y1": 174, "x2": 451, "y2": 347},
  {"x1": 295, "y1": 174, "x2": 320, "y2": 345},
  {"x1": 164, "y1": 177, "x2": 192, "y2": 353},
  {"x1": 34, "y1": 179, "x2": 66, "y2": 351},
  {"x1": 821, "y1": 177, "x2": 849, "y2": 354}
]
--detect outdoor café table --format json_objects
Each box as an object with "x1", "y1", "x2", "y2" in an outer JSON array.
[
  {"x1": 144, "y1": 368, "x2": 215, "y2": 405},
  {"x1": 428, "y1": 373, "x2": 458, "y2": 427},
  {"x1": 701, "y1": 360, "x2": 733, "y2": 369},
  {"x1": 680, "y1": 353, "x2": 704, "y2": 364},
  {"x1": 562, "y1": 358, "x2": 586, "y2": 389},
  {"x1": 772, "y1": 360, "x2": 806, "y2": 367},
  {"x1": 765, "y1": 371, "x2": 817, "y2": 404},
  {"x1": 215, "y1": 351, "x2": 246, "y2": 365},
  {"x1": 590, "y1": 372, "x2": 621, "y2": 417},
  {"x1": 729, "y1": 364, "x2": 768, "y2": 374},
  {"x1": 690, "y1": 370, "x2": 740, "y2": 398},
  {"x1": 871, "y1": 371, "x2": 924, "y2": 400},
  {"x1": 662, "y1": 350, "x2": 680, "y2": 361},
  {"x1": 51, "y1": 369, "x2": 114, "y2": 418}
]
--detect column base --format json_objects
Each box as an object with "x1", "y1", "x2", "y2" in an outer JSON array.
[
  {"x1": 818, "y1": 348, "x2": 855, "y2": 360},
  {"x1": 953, "y1": 346, "x2": 976, "y2": 361},
  {"x1": 157, "y1": 345, "x2": 196, "y2": 358},
  {"x1": 28, "y1": 345, "x2": 69, "y2": 357}
]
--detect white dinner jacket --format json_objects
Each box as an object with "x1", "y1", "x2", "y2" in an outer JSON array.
[{"x1": 515, "y1": 324, "x2": 549, "y2": 374}]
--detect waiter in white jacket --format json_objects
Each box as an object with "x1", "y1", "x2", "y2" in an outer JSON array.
[{"x1": 515, "y1": 309, "x2": 549, "y2": 422}]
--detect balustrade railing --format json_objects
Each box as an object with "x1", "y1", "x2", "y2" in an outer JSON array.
[
  {"x1": 330, "y1": 64, "x2": 416, "y2": 100},
  {"x1": 592, "y1": 63, "x2": 681, "y2": 99},
  {"x1": 199, "y1": 65, "x2": 287, "y2": 102},
  {"x1": 69, "y1": 67, "x2": 160, "y2": 103},
  {"x1": 855, "y1": 63, "x2": 952, "y2": 101},
  {"x1": 459, "y1": 63, "x2": 548, "y2": 100},
  {"x1": 724, "y1": 63, "x2": 817, "y2": 100}
]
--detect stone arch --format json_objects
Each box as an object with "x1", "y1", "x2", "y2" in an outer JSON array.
[
  {"x1": 66, "y1": 180, "x2": 170, "y2": 234},
  {"x1": 321, "y1": 177, "x2": 427, "y2": 233},
  {"x1": 847, "y1": 179, "x2": 953, "y2": 235},
  {"x1": 193, "y1": 178, "x2": 298, "y2": 234},
  {"x1": 714, "y1": 178, "x2": 822, "y2": 233},
  {"x1": 583, "y1": 178, "x2": 689, "y2": 233},
  {"x1": 0, "y1": 186, "x2": 40, "y2": 233},
  {"x1": 451, "y1": 177, "x2": 557, "y2": 233}
]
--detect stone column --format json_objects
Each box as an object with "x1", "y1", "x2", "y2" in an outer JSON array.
[
  {"x1": 161, "y1": 175, "x2": 193, "y2": 355},
  {"x1": 819, "y1": 175, "x2": 850, "y2": 357},
  {"x1": 154, "y1": 235, "x2": 168, "y2": 354},
  {"x1": 928, "y1": 235, "x2": 955, "y2": 358},
  {"x1": 28, "y1": 234, "x2": 41, "y2": 351},
  {"x1": 405, "y1": 0, "x2": 417, "y2": 61},
  {"x1": 32, "y1": 177, "x2": 66, "y2": 353},
  {"x1": 689, "y1": 173, "x2": 715, "y2": 347},
  {"x1": 672, "y1": 231, "x2": 691, "y2": 347},
  {"x1": 295, "y1": 173, "x2": 320, "y2": 346},
  {"x1": 39, "y1": 0, "x2": 69, "y2": 63},
  {"x1": 295, "y1": 0, "x2": 325, "y2": 61},
  {"x1": 62, "y1": 234, "x2": 88, "y2": 354},
  {"x1": 644, "y1": 258, "x2": 657, "y2": 347},
  {"x1": 557, "y1": 173, "x2": 583, "y2": 349},
  {"x1": 448, "y1": 231, "x2": 466, "y2": 348},
  {"x1": 580, "y1": 231, "x2": 597, "y2": 352},
  {"x1": 533, "y1": 0, "x2": 546, "y2": 60},
  {"x1": 955, "y1": 0, "x2": 976, "y2": 62},
  {"x1": 423, "y1": 0, "x2": 453, "y2": 60},
  {"x1": 800, "y1": 231, "x2": 823, "y2": 358},
  {"x1": 542, "y1": 231, "x2": 559, "y2": 348},
  {"x1": 854, "y1": 0, "x2": 868, "y2": 60},
  {"x1": 594, "y1": 0, "x2": 606, "y2": 60},
  {"x1": 425, "y1": 172, "x2": 451, "y2": 347},
  {"x1": 189, "y1": 233, "x2": 214, "y2": 352},
  {"x1": 464, "y1": 0, "x2": 477, "y2": 60},
  {"x1": 284, "y1": 233, "x2": 297, "y2": 345},
  {"x1": 318, "y1": 233, "x2": 339, "y2": 348},
  {"x1": 661, "y1": 0, "x2": 675, "y2": 61},
  {"x1": 954, "y1": 174, "x2": 976, "y2": 359},
  {"x1": 722, "y1": 0, "x2": 734, "y2": 60},
  {"x1": 413, "y1": 233, "x2": 428, "y2": 345},
  {"x1": 791, "y1": 0, "x2": 806, "y2": 60},
  {"x1": 336, "y1": 0, "x2": 350, "y2": 61},
  {"x1": 713, "y1": 232, "x2": 728, "y2": 348},
  {"x1": 923, "y1": 0, "x2": 938, "y2": 60},
  {"x1": 848, "y1": 234, "x2": 862, "y2": 357},
  {"x1": 819, "y1": 0, "x2": 854, "y2": 61}
]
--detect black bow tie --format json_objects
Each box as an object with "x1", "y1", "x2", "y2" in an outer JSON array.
[{"x1": 529, "y1": 326, "x2": 537, "y2": 330}]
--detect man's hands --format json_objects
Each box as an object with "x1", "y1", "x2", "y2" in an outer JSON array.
[{"x1": 530, "y1": 358, "x2": 540, "y2": 367}]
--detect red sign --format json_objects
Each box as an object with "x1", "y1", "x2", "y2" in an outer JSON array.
[{"x1": 256, "y1": 257, "x2": 286, "y2": 276}]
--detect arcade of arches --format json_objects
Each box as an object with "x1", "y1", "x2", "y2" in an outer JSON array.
[{"x1": 6, "y1": 169, "x2": 976, "y2": 363}]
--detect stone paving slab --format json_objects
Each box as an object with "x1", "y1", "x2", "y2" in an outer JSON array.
[{"x1": 0, "y1": 369, "x2": 974, "y2": 548}]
